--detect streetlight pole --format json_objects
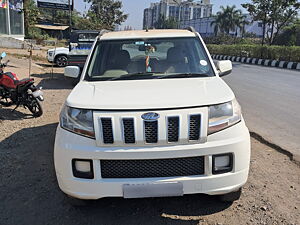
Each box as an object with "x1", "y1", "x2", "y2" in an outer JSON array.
[{"x1": 68, "y1": 0, "x2": 72, "y2": 34}]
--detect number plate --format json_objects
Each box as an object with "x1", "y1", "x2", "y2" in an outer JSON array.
[{"x1": 123, "y1": 182, "x2": 183, "y2": 199}]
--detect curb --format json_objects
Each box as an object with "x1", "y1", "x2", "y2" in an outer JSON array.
[{"x1": 212, "y1": 54, "x2": 300, "y2": 71}]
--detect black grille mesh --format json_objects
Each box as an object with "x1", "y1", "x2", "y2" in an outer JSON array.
[
  {"x1": 168, "y1": 117, "x2": 179, "y2": 142},
  {"x1": 100, "y1": 156, "x2": 205, "y2": 178},
  {"x1": 123, "y1": 118, "x2": 135, "y2": 144},
  {"x1": 101, "y1": 118, "x2": 114, "y2": 144},
  {"x1": 189, "y1": 115, "x2": 201, "y2": 141},
  {"x1": 144, "y1": 121, "x2": 158, "y2": 143}
]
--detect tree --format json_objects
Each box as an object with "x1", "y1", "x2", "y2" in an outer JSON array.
[
  {"x1": 23, "y1": 0, "x2": 39, "y2": 37},
  {"x1": 154, "y1": 14, "x2": 178, "y2": 29},
  {"x1": 242, "y1": 0, "x2": 300, "y2": 45},
  {"x1": 211, "y1": 5, "x2": 244, "y2": 36},
  {"x1": 84, "y1": 0, "x2": 128, "y2": 30}
]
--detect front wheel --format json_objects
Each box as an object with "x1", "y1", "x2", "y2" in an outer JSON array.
[
  {"x1": 27, "y1": 97, "x2": 43, "y2": 117},
  {"x1": 55, "y1": 55, "x2": 68, "y2": 67}
]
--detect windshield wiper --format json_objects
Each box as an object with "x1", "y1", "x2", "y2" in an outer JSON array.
[
  {"x1": 107, "y1": 72, "x2": 166, "y2": 81},
  {"x1": 156, "y1": 73, "x2": 210, "y2": 79}
]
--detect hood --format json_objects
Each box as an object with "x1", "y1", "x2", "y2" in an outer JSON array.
[
  {"x1": 66, "y1": 77, "x2": 235, "y2": 110},
  {"x1": 48, "y1": 47, "x2": 68, "y2": 52}
]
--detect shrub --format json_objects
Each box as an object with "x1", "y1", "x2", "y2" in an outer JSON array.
[
  {"x1": 207, "y1": 44, "x2": 300, "y2": 62},
  {"x1": 26, "y1": 27, "x2": 50, "y2": 43}
]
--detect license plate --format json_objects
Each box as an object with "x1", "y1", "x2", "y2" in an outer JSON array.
[{"x1": 123, "y1": 182, "x2": 183, "y2": 199}]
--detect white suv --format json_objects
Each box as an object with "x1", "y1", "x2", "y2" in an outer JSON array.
[
  {"x1": 55, "y1": 28, "x2": 251, "y2": 202},
  {"x1": 47, "y1": 47, "x2": 69, "y2": 67}
]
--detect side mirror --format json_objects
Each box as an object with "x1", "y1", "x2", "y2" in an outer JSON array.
[
  {"x1": 1, "y1": 52, "x2": 7, "y2": 59},
  {"x1": 216, "y1": 60, "x2": 232, "y2": 77},
  {"x1": 64, "y1": 66, "x2": 80, "y2": 79}
]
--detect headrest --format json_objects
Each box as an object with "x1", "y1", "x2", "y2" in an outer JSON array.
[{"x1": 167, "y1": 47, "x2": 185, "y2": 63}]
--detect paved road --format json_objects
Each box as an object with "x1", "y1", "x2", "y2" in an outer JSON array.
[{"x1": 223, "y1": 62, "x2": 300, "y2": 159}]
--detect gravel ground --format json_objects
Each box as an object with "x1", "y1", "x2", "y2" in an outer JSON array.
[{"x1": 0, "y1": 55, "x2": 299, "y2": 225}]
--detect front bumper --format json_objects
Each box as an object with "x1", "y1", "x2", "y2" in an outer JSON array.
[{"x1": 54, "y1": 121, "x2": 251, "y2": 200}]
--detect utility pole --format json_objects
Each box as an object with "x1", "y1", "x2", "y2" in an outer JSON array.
[{"x1": 68, "y1": 0, "x2": 72, "y2": 35}]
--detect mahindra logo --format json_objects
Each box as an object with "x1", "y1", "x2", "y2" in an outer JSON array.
[{"x1": 141, "y1": 112, "x2": 160, "y2": 121}]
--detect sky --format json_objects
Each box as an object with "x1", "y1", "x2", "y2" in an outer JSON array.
[{"x1": 75, "y1": 0, "x2": 248, "y2": 29}]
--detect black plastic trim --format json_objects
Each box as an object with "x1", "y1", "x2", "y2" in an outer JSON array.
[
  {"x1": 72, "y1": 159, "x2": 94, "y2": 179},
  {"x1": 212, "y1": 153, "x2": 233, "y2": 175}
]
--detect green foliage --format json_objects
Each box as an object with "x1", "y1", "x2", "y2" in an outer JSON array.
[
  {"x1": 84, "y1": 0, "x2": 128, "y2": 30},
  {"x1": 242, "y1": 0, "x2": 300, "y2": 45},
  {"x1": 274, "y1": 21, "x2": 300, "y2": 46},
  {"x1": 207, "y1": 44, "x2": 300, "y2": 62},
  {"x1": 211, "y1": 5, "x2": 248, "y2": 36},
  {"x1": 204, "y1": 34, "x2": 260, "y2": 45},
  {"x1": 154, "y1": 15, "x2": 178, "y2": 29},
  {"x1": 26, "y1": 27, "x2": 49, "y2": 42}
]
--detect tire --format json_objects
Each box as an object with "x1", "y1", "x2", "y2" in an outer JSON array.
[
  {"x1": 219, "y1": 188, "x2": 242, "y2": 202},
  {"x1": 27, "y1": 97, "x2": 43, "y2": 117},
  {"x1": 55, "y1": 55, "x2": 68, "y2": 67}
]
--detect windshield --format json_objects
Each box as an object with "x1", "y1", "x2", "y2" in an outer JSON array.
[{"x1": 85, "y1": 37, "x2": 215, "y2": 81}]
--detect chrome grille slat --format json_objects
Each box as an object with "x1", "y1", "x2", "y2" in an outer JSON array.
[
  {"x1": 168, "y1": 116, "x2": 179, "y2": 142},
  {"x1": 122, "y1": 118, "x2": 135, "y2": 144}
]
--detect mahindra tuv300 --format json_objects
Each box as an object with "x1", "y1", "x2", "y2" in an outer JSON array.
[{"x1": 54, "y1": 28, "x2": 251, "y2": 203}]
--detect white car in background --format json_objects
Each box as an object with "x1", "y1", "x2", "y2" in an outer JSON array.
[{"x1": 47, "y1": 47, "x2": 69, "y2": 67}]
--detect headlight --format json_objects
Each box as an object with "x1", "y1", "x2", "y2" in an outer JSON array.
[
  {"x1": 208, "y1": 98, "x2": 241, "y2": 135},
  {"x1": 48, "y1": 51, "x2": 54, "y2": 56},
  {"x1": 60, "y1": 106, "x2": 95, "y2": 138}
]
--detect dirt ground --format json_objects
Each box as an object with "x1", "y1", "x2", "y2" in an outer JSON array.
[{"x1": 0, "y1": 55, "x2": 299, "y2": 225}]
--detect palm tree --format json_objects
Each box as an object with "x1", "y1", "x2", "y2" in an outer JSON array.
[{"x1": 211, "y1": 5, "x2": 245, "y2": 36}]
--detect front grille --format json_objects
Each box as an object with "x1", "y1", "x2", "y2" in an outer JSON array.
[
  {"x1": 100, "y1": 156, "x2": 205, "y2": 178},
  {"x1": 144, "y1": 121, "x2": 158, "y2": 143},
  {"x1": 189, "y1": 115, "x2": 201, "y2": 141},
  {"x1": 97, "y1": 111, "x2": 202, "y2": 145},
  {"x1": 100, "y1": 118, "x2": 114, "y2": 144},
  {"x1": 122, "y1": 118, "x2": 135, "y2": 144},
  {"x1": 168, "y1": 116, "x2": 179, "y2": 142}
]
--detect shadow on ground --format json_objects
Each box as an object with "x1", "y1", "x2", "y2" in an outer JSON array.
[
  {"x1": 31, "y1": 72, "x2": 74, "y2": 90},
  {"x1": 0, "y1": 107, "x2": 33, "y2": 121},
  {"x1": 0, "y1": 123, "x2": 232, "y2": 225}
]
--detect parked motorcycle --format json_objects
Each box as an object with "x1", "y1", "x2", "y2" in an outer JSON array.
[{"x1": 0, "y1": 52, "x2": 44, "y2": 117}]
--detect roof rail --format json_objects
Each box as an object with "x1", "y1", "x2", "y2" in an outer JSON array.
[
  {"x1": 98, "y1": 29, "x2": 110, "y2": 37},
  {"x1": 186, "y1": 26, "x2": 196, "y2": 33}
]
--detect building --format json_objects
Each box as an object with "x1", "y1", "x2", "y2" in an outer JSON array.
[
  {"x1": 179, "y1": 14, "x2": 265, "y2": 38},
  {"x1": 0, "y1": 0, "x2": 24, "y2": 40},
  {"x1": 143, "y1": 0, "x2": 213, "y2": 29}
]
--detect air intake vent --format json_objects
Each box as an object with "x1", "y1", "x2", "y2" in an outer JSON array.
[
  {"x1": 168, "y1": 116, "x2": 179, "y2": 142},
  {"x1": 144, "y1": 121, "x2": 158, "y2": 143},
  {"x1": 100, "y1": 156, "x2": 205, "y2": 178},
  {"x1": 189, "y1": 115, "x2": 201, "y2": 141},
  {"x1": 100, "y1": 118, "x2": 114, "y2": 144},
  {"x1": 122, "y1": 118, "x2": 135, "y2": 144}
]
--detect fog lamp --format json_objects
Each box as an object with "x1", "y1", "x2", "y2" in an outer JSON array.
[
  {"x1": 72, "y1": 159, "x2": 94, "y2": 179},
  {"x1": 212, "y1": 154, "x2": 233, "y2": 174}
]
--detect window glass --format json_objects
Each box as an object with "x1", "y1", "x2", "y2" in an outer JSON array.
[{"x1": 86, "y1": 37, "x2": 214, "y2": 81}]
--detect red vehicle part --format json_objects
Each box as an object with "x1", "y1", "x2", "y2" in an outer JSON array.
[{"x1": 0, "y1": 72, "x2": 34, "y2": 89}]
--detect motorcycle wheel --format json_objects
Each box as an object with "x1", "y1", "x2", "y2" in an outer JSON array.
[{"x1": 27, "y1": 97, "x2": 43, "y2": 117}]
